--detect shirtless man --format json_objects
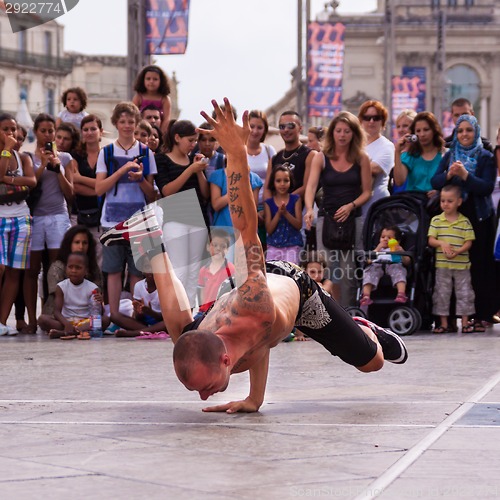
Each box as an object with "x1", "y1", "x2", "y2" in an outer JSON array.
[{"x1": 100, "y1": 98, "x2": 408, "y2": 413}]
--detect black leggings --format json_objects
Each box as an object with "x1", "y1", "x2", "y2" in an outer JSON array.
[{"x1": 266, "y1": 261, "x2": 377, "y2": 367}]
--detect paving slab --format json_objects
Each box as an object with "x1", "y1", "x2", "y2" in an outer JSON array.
[{"x1": 1, "y1": 327, "x2": 500, "y2": 499}]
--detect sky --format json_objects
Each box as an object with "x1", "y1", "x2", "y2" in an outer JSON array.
[{"x1": 59, "y1": 0, "x2": 377, "y2": 124}]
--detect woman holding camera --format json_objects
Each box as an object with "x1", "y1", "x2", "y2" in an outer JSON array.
[
  {"x1": 23, "y1": 113, "x2": 75, "y2": 334},
  {"x1": 393, "y1": 111, "x2": 444, "y2": 196}
]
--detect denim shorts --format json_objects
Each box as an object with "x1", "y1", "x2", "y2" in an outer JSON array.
[{"x1": 102, "y1": 242, "x2": 142, "y2": 277}]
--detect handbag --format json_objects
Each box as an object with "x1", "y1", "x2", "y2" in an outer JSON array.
[
  {"x1": 26, "y1": 182, "x2": 43, "y2": 214},
  {"x1": 0, "y1": 181, "x2": 30, "y2": 204},
  {"x1": 322, "y1": 209, "x2": 356, "y2": 250},
  {"x1": 77, "y1": 207, "x2": 101, "y2": 228}
]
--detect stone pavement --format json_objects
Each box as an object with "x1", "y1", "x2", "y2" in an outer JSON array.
[{"x1": 1, "y1": 327, "x2": 500, "y2": 499}]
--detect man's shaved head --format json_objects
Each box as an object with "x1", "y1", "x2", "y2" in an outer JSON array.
[{"x1": 173, "y1": 330, "x2": 226, "y2": 382}]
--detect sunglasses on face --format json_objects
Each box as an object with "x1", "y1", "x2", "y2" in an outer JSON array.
[
  {"x1": 278, "y1": 122, "x2": 297, "y2": 131},
  {"x1": 362, "y1": 115, "x2": 382, "y2": 122}
]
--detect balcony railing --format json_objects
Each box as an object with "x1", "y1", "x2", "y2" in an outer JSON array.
[{"x1": 0, "y1": 47, "x2": 73, "y2": 73}]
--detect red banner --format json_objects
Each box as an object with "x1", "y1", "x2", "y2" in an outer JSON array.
[
  {"x1": 307, "y1": 22, "x2": 345, "y2": 118},
  {"x1": 145, "y1": 0, "x2": 190, "y2": 55}
]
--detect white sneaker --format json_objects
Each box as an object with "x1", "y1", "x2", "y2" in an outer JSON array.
[
  {"x1": 0, "y1": 323, "x2": 9, "y2": 336},
  {"x1": 7, "y1": 326, "x2": 18, "y2": 336}
]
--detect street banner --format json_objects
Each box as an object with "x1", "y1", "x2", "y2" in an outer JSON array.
[
  {"x1": 391, "y1": 72, "x2": 425, "y2": 141},
  {"x1": 307, "y1": 22, "x2": 345, "y2": 118},
  {"x1": 145, "y1": 0, "x2": 190, "y2": 55},
  {"x1": 402, "y1": 66, "x2": 426, "y2": 112}
]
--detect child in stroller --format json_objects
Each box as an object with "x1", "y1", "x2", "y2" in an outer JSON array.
[{"x1": 360, "y1": 225, "x2": 410, "y2": 306}]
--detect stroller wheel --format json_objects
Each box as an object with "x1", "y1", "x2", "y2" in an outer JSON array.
[
  {"x1": 345, "y1": 307, "x2": 367, "y2": 319},
  {"x1": 388, "y1": 306, "x2": 418, "y2": 336},
  {"x1": 412, "y1": 308, "x2": 422, "y2": 332}
]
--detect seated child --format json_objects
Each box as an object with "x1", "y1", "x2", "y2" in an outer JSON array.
[
  {"x1": 360, "y1": 226, "x2": 410, "y2": 306},
  {"x1": 195, "y1": 229, "x2": 235, "y2": 320},
  {"x1": 38, "y1": 252, "x2": 110, "y2": 339},
  {"x1": 115, "y1": 266, "x2": 167, "y2": 337}
]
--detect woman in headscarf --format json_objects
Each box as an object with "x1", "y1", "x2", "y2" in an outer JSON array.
[{"x1": 431, "y1": 114, "x2": 497, "y2": 330}]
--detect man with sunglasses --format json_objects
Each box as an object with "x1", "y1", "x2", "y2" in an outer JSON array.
[
  {"x1": 264, "y1": 111, "x2": 316, "y2": 203},
  {"x1": 100, "y1": 99, "x2": 408, "y2": 413}
]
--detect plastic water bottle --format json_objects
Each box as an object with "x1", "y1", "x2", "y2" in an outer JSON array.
[{"x1": 89, "y1": 289, "x2": 103, "y2": 338}]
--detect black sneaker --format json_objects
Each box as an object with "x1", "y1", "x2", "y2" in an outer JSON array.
[
  {"x1": 353, "y1": 317, "x2": 408, "y2": 364},
  {"x1": 100, "y1": 205, "x2": 163, "y2": 252}
]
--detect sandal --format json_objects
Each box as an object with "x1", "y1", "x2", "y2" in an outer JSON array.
[
  {"x1": 433, "y1": 325, "x2": 450, "y2": 334},
  {"x1": 394, "y1": 293, "x2": 408, "y2": 303},
  {"x1": 22, "y1": 324, "x2": 37, "y2": 335},
  {"x1": 136, "y1": 331, "x2": 169, "y2": 340},
  {"x1": 472, "y1": 322, "x2": 486, "y2": 333},
  {"x1": 77, "y1": 332, "x2": 91, "y2": 340},
  {"x1": 60, "y1": 335, "x2": 77, "y2": 340},
  {"x1": 461, "y1": 325, "x2": 474, "y2": 334}
]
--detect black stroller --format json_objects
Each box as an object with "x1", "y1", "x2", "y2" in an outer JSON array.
[{"x1": 346, "y1": 194, "x2": 434, "y2": 335}]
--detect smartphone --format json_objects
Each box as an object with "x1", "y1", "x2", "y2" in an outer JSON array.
[
  {"x1": 133, "y1": 154, "x2": 146, "y2": 163},
  {"x1": 45, "y1": 142, "x2": 53, "y2": 152}
]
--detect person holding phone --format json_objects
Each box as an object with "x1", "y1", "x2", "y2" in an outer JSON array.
[
  {"x1": 23, "y1": 113, "x2": 76, "y2": 335},
  {"x1": 95, "y1": 102, "x2": 157, "y2": 330}
]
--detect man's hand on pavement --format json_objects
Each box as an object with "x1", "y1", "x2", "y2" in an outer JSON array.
[{"x1": 202, "y1": 396, "x2": 261, "y2": 414}]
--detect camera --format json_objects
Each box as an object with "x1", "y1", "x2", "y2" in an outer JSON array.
[
  {"x1": 45, "y1": 142, "x2": 54, "y2": 152},
  {"x1": 200, "y1": 157, "x2": 209, "y2": 165},
  {"x1": 406, "y1": 134, "x2": 418, "y2": 143}
]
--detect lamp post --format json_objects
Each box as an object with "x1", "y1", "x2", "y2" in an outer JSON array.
[
  {"x1": 383, "y1": 0, "x2": 395, "y2": 137},
  {"x1": 434, "y1": 4, "x2": 446, "y2": 123},
  {"x1": 297, "y1": 0, "x2": 312, "y2": 124},
  {"x1": 297, "y1": 0, "x2": 303, "y2": 121},
  {"x1": 127, "y1": 0, "x2": 148, "y2": 100}
]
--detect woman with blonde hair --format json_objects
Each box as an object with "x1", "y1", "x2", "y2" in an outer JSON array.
[
  {"x1": 304, "y1": 111, "x2": 371, "y2": 306},
  {"x1": 390, "y1": 109, "x2": 417, "y2": 193}
]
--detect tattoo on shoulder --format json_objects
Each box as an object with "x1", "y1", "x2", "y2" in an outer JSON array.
[{"x1": 236, "y1": 279, "x2": 274, "y2": 314}]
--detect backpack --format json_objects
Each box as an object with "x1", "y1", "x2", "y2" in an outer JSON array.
[
  {"x1": 102, "y1": 143, "x2": 151, "y2": 195},
  {"x1": 103, "y1": 143, "x2": 150, "y2": 176}
]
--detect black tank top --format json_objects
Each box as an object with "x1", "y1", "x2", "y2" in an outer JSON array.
[
  {"x1": 320, "y1": 153, "x2": 361, "y2": 216},
  {"x1": 272, "y1": 144, "x2": 312, "y2": 190}
]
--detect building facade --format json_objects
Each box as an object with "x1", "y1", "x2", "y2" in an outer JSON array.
[
  {"x1": 0, "y1": 7, "x2": 72, "y2": 118},
  {"x1": 266, "y1": 0, "x2": 500, "y2": 140},
  {"x1": 0, "y1": 7, "x2": 179, "y2": 137},
  {"x1": 64, "y1": 54, "x2": 179, "y2": 135}
]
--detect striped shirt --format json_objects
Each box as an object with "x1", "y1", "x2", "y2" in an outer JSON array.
[{"x1": 428, "y1": 213, "x2": 475, "y2": 270}]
